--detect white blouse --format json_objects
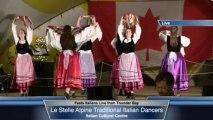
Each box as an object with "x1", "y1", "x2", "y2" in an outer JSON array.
[
  {"x1": 75, "y1": 24, "x2": 102, "y2": 51},
  {"x1": 111, "y1": 37, "x2": 117, "y2": 49},
  {"x1": 117, "y1": 24, "x2": 142, "y2": 44},
  {"x1": 46, "y1": 28, "x2": 62, "y2": 52},
  {"x1": 159, "y1": 30, "x2": 190, "y2": 56},
  {"x1": 46, "y1": 24, "x2": 102, "y2": 52},
  {"x1": 12, "y1": 23, "x2": 33, "y2": 45},
  {"x1": 159, "y1": 30, "x2": 190, "y2": 47}
]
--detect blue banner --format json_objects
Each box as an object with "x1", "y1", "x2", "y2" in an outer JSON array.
[
  {"x1": 147, "y1": 96, "x2": 213, "y2": 106},
  {"x1": 44, "y1": 100, "x2": 169, "y2": 120},
  {"x1": 158, "y1": 20, "x2": 213, "y2": 26},
  {"x1": 0, "y1": 96, "x2": 66, "y2": 120},
  {"x1": 2, "y1": 97, "x2": 213, "y2": 120},
  {"x1": 0, "y1": 96, "x2": 66, "y2": 106}
]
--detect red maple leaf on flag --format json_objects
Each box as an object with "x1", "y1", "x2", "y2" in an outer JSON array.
[{"x1": 135, "y1": 8, "x2": 167, "y2": 61}]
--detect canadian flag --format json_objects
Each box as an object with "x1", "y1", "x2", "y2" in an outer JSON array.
[{"x1": 89, "y1": 0, "x2": 213, "y2": 67}]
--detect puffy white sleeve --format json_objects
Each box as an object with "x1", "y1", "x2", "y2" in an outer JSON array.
[
  {"x1": 180, "y1": 47, "x2": 186, "y2": 56},
  {"x1": 87, "y1": 26, "x2": 96, "y2": 43},
  {"x1": 117, "y1": 25, "x2": 125, "y2": 43},
  {"x1": 12, "y1": 23, "x2": 19, "y2": 44},
  {"x1": 111, "y1": 38, "x2": 117, "y2": 49},
  {"x1": 75, "y1": 25, "x2": 94, "y2": 45},
  {"x1": 159, "y1": 30, "x2": 171, "y2": 42},
  {"x1": 91, "y1": 24, "x2": 103, "y2": 42},
  {"x1": 26, "y1": 26, "x2": 33, "y2": 45},
  {"x1": 47, "y1": 28, "x2": 62, "y2": 52},
  {"x1": 132, "y1": 24, "x2": 142, "y2": 44},
  {"x1": 181, "y1": 36, "x2": 190, "y2": 47},
  {"x1": 45, "y1": 29, "x2": 52, "y2": 51}
]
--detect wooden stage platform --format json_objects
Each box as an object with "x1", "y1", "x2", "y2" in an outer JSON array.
[{"x1": 0, "y1": 86, "x2": 202, "y2": 100}]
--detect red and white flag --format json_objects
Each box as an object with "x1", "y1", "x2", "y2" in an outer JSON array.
[{"x1": 89, "y1": 0, "x2": 213, "y2": 67}]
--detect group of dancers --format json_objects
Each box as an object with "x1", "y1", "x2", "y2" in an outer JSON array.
[{"x1": 10, "y1": 14, "x2": 190, "y2": 99}]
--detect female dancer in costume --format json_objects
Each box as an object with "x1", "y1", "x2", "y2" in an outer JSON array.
[
  {"x1": 47, "y1": 25, "x2": 81, "y2": 99},
  {"x1": 75, "y1": 15, "x2": 102, "y2": 94},
  {"x1": 159, "y1": 26, "x2": 190, "y2": 95},
  {"x1": 111, "y1": 34, "x2": 127, "y2": 96},
  {"x1": 11, "y1": 16, "x2": 35, "y2": 96},
  {"x1": 47, "y1": 16, "x2": 100, "y2": 99},
  {"x1": 111, "y1": 15, "x2": 144, "y2": 99}
]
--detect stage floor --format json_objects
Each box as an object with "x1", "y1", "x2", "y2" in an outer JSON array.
[{"x1": 0, "y1": 86, "x2": 202, "y2": 100}]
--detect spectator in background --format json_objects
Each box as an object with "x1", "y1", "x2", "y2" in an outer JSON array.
[{"x1": 155, "y1": 72, "x2": 175, "y2": 96}]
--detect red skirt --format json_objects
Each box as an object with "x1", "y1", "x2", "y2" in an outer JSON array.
[{"x1": 54, "y1": 51, "x2": 82, "y2": 89}]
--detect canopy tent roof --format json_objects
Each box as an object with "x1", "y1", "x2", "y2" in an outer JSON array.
[{"x1": 0, "y1": 0, "x2": 87, "y2": 54}]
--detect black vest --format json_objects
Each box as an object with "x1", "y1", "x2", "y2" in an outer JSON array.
[
  {"x1": 79, "y1": 40, "x2": 92, "y2": 51},
  {"x1": 16, "y1": 40, "x2": 32, "y2": 55},
  {"x1": 167, "y1": 36, "x2": 181, "y2": 52},
  {"x1": 121, "y1": 39, "x2": 135, "y2": 53}
]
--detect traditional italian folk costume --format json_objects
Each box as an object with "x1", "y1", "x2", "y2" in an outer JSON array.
[
  {"x1": 159, "y1": 30, "x2": 190, "y2": 91},
  {"x1": 47, "y1": 28, "x2": 82, "y2": 89},
  {"x1": 75, "y1": 25, "x2": 102, "y2": 88},
  {"x1": 11, "y1": 21, "x2": 35, "y2": 92},
  {"x1": 111, "y1": 24, "x2": 144, "y2": 94}
]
